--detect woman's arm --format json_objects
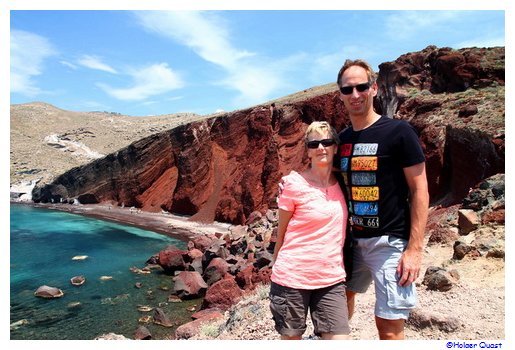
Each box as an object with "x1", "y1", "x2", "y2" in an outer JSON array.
[{"x1": 272, "y1": 209, "x2": 294, "y2": 264}]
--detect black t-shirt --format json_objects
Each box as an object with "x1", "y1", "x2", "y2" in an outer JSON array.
[{"x1": 337, "y1": 116, "x2": 425, "y2": 240}]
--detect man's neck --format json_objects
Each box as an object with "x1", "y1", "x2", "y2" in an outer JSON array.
[{"x1": 350, "y1": 111, "x2": 381, "y2": 131}]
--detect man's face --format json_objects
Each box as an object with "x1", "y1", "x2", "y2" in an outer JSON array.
[{"x1": 339, "y1": 65, "x2": 377, "y2": 117}]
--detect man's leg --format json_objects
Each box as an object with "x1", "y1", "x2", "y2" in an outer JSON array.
[
  {"x1": 280, "y1": 335, "x2": 302, "y2": 340},
  {"x1": 368, "y1": 236, "x2": 415, "y2": 340},
  {"x1": 375, "y1": 317, "x2": 405, "y2": 340}
]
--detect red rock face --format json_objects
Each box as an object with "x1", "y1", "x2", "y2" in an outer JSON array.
[
  {"x1": 32, "y1": 92, "x2": 349, "y2": 224},
  {"x1": 32, "y1": 46, "x2": 504, "y2": 225}
]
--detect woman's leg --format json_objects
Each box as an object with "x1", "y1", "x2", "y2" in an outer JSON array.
[{"x1": 320, "y1": 333, "x2": 351, "y2": 340}]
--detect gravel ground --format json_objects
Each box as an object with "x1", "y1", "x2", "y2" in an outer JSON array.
[{"x1": 191, "y1": 238, "x2": 505, "y2": 341}]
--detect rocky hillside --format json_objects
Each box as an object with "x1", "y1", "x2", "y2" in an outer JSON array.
[
  {"x1": 92, "y1": 173, "x2": 504, "y2": 340},
  {"x1": 11, "y1": 45, "x2": 505, "y2": 340},
  {"x1": 12, "y1": 46, "x2": 504, "y2": 227},
  {"x1": 10, "y1": 103, "x2": 207, "y2": 186}
]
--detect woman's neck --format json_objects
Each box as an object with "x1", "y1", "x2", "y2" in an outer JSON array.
[{"x1": 306, "y1": 165, "x2": 334, "y2": 187}]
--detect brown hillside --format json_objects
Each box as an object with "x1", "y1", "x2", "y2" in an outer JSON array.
[{"x1": 10, "y1": 103, "x2": 206, "y2": 186}]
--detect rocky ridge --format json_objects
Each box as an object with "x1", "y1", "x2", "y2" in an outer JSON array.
[{"x1": 20, "y1": 46, "x2": 505, "y2": 226}]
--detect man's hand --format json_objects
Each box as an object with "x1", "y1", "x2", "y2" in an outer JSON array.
[{"x1": 396, "y1": 248, "x2": 422, "y2": 287}]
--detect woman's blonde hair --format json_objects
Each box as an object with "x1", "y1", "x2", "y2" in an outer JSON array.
[{"x1": 304, "y1": 121, "x2": 339, "y2": 144}]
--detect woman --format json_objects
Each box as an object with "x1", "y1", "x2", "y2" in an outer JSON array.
[{"x1": 269, "y1": 121, "x2": 350, "y2": 340}]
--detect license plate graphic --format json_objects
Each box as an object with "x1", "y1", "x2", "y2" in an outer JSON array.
[
  {"x1": 354, "y1": 202, "x2": 378, "y2": 215},
  {"x1": 352, "y1": 186, "x2": 379, "y2": 201},
  {"x1": 351, "y1": 156, "x2": 378, "y2": 171}
]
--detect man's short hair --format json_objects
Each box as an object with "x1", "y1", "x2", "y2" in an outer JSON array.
[{"x1": 337, "y1": 59, "x2": 377, "y2": 86}]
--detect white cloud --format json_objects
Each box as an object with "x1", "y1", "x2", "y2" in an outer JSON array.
[
  {"x1": 141, "y1": 100, "x2": 158, "y2": 106},
  {"x1": 454, "y1": 37, "x2": 505, "y2": 49},
  {"x1": 135, "y1": 11, "x2": 253, "y2": 68},
  {"x1": 60, "y1": 60, "x2": 78, "y2": 70},
  {"x1": 166, "y1": 96, "x2": 184, "y2": 101},
  {"x1": 135, "y1": 11, "x2": 286, "y2": 107},
  {"x1": 385, "y1": 11, "x2": 463, "y2": 40},
  {"x1": 77, "y1": 55, "x2": 117, "y2": 74},
  {"x1": 78, "y1": 100, "x2": 110, "y2": 110},
  {"x1": 312, "y1": 46, "x2": 370, "y2": 82},
  {"x1": 221, "y1": 66, "x2": 282, "y2": 104},
  {"x1": 10, "y1": 29, "x2": 57, "y2": 96},
  {"x1": 97, "y1": 63, "x2": 184, "y2": 101}
]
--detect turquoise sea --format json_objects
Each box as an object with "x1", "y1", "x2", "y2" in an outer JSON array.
[{"x1": 10, "y1": 204, "x2": 200, "y2": 340}]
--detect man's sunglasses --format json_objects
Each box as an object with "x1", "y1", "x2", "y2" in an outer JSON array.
[
  {"x1": 306, "y1": 139, "x2": 336, "y2": 149},
  {"x1": 339, "y1": 82, "x2": 371, "y2": 95}
]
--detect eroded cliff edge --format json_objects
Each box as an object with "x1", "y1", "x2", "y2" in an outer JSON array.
[{"x1": 31, "y1": 46, "x2": 505, "y2": 225}]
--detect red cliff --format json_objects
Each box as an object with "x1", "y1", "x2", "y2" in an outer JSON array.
[{"x1": 32, "y1": 46, "x2": 505, "y2": 224}]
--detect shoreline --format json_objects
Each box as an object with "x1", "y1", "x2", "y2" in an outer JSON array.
[{"x1": 11, "y1": 201, "x2": 233, "y2": 243}]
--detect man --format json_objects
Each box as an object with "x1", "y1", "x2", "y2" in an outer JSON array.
[{"x1": 336, "y1": 59, "x2": 429, "y2": 340}]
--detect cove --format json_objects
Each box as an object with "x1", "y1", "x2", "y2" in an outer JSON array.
[{"x1": 10, "y1": 204, "x2": 199, "y2": 340}]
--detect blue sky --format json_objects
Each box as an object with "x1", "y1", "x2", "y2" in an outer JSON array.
[{"x1": 9, "y1": 9, "x2": 505, "y2": 117}]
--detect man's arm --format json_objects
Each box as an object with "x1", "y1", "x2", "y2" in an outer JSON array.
[
  {"x1": 397, "y1": 161, "x2": 429, "y2": 287},
  {"x1": 272, "y1": 209, "x2": 294, "y2": 264}
]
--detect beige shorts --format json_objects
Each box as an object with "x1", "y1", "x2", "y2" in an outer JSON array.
[{"x1": 345, "y1": 235, "x2": 417, "y2": 320}]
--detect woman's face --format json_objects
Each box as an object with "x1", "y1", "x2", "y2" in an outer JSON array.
[{"x1": 306, "y1": 130, "x2": 337, "y2": 166}]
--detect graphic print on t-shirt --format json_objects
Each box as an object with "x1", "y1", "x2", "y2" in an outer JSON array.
[
  {"x1": 341, "y1": 143, "x2": 380, "y2": 230},
  {"x1": 351, "y1": 156, "x2": 377, "y2": 171}
]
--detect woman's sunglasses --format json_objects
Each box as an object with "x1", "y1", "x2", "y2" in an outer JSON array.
[
  {"x1": 339, "y1": 82, "x2": 371, "y2": 95},
  {"x1": 306, "y1": 139, "x2": 336, "y2": 149}
]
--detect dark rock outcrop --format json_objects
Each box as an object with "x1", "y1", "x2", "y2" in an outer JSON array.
[
  {"x1": 172, "y1": 271, "x2": 208, "y2": 299},
  {"x1": 408, "y1": 309, "x2": 461, "y2": 333},
  {"x1": 422, "y1": 266, "x2": 460, "y2": 291},
  {"x1": 376, "y1": 45, "x2": 504, "y2": 118},
  {"x1": 201, "y1": 276, "x2": 244, "y2": 311},
  {"x1": 158, "y1": 245, "x2": 187, "y2": 274}
]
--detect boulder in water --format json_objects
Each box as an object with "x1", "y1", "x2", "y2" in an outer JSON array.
[
  {"x1": 72, "y1": 255, "x2": 89, "y2": 261},
  {"x1": 153, "y1": 307, "x2": 174, "y2": 327},
  {"x1": 34, "y1": 285, "x2": 64, "y2": 298},
  {"x1": 70, "y1": 275, "x2": 86, "y2": 286},
  {"x1": 134, "y1": 325, "x2": 152, "y2": 340}
]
